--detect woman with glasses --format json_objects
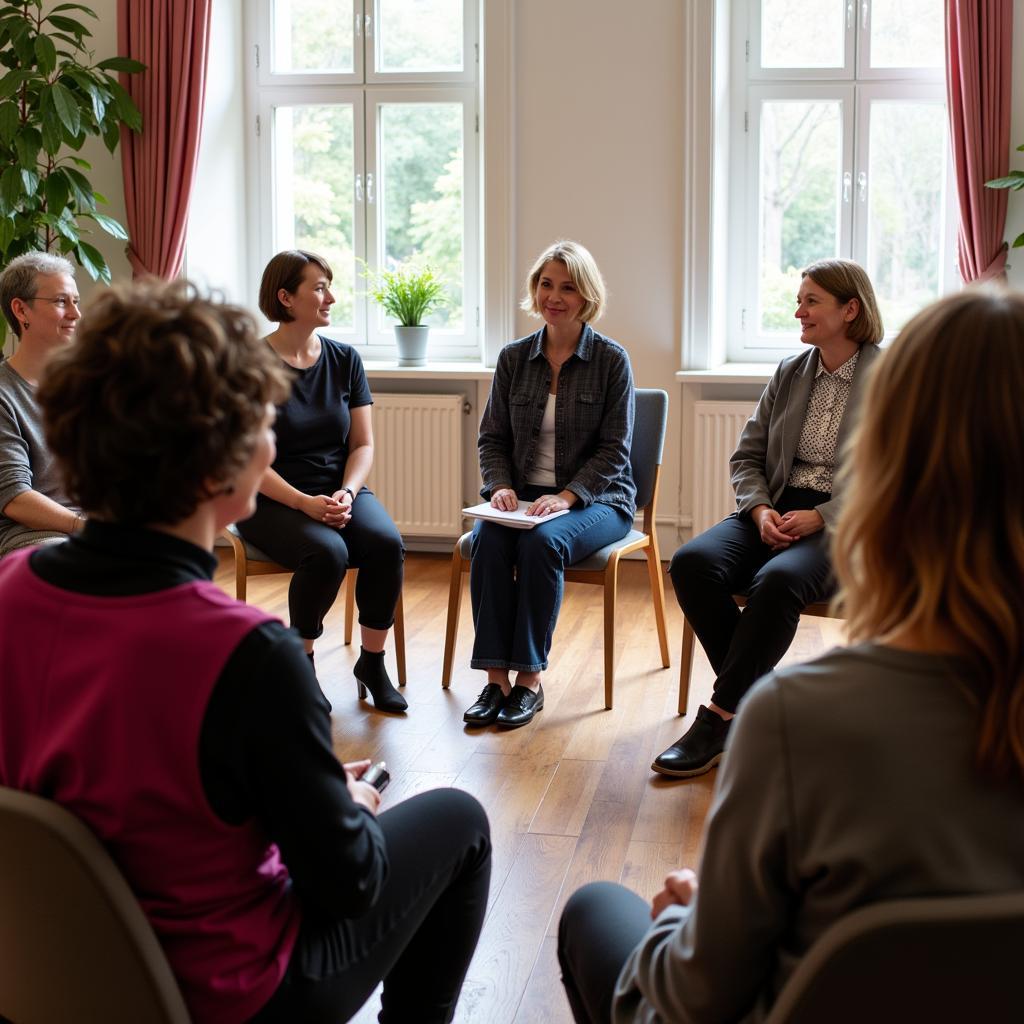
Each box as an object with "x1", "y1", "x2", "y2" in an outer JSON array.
[{"x1": 0, "y1": 252, "x2": 84, "y2": 556}]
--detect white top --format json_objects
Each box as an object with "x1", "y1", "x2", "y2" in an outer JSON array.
[{"x1": 526, "y1": 392, "x2": 557, "y2": 487}]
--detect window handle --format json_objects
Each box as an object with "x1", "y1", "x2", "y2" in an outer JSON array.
[
  {"x1": 857, "y1": 171, "x2": 868, "y2": 202},
  {"x1": 861, "y1": 0, "x2": 869, "y2": 29},
  {"x1": 843, "y1": 171, "x2": 852, "y2": 203},
  {"x1": 366, "y1": 172, "x2": 375, "y2": 204},
  {"x1": 355, "y1": 173, "x2": 363, "y2": 202},
  {"x1": 355, "y1": 11, "x2": 361, "y2": 38},
  {"x1": 847, "y1": 1, "x2": 854, "y2": 29},
  {"x1": 365, "y1": 13, "x2": 372, "y2": 38}
]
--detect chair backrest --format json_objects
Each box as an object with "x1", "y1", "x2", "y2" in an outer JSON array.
[
  {"x1": 0, "y1": 786, "x2": 191, "y2": 1024},
  {"x1": 630, "y1": 388, "x2": 669, "y2": 510},
  {"x1": 764, "y1": 891, "x2": 1024, "y2": 1024}
]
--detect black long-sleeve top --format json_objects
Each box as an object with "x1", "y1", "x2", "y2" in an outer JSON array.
[{"x1": 29, "y1": 520, "x2": 388, "y2": 920}]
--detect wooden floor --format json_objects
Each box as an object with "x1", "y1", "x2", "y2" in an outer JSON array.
[{"x1": 213, "y1": 550, "x2": 846, "y2": 1024}]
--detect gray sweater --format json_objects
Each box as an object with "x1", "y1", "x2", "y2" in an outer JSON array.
[
  {"x1": 0, "y1": 360, "x2": 76, "y2": 555},
  {"x1": 613, "y1": 642, "x2": 1024, "y2": 1023}
]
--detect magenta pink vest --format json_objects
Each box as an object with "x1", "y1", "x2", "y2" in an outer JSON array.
[{"x1": 0, "y1": 550, "x2": 301, "y2": 1023}]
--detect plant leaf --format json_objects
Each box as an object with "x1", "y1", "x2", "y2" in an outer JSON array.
[
  {"x1": 47, "y1": 15, "x2": 90, "y2": 38},
  {"x1": 49, "y1": 81, "x2": 81, "y2": 136},
  {"x1": 0, "y1": 70, "x2": 29, "y2": 101},
  {"x1": 0, "y1": 215, "x2": 14, "y2": 253},
  {"x1": 1013, "y1": 231, "x2": 1024, "y2": 249},
  {"x1": 19, "y1": 167, "x2": 39, "y2": 196},
  {"x1": 985, "y1": 171, "x2": 1024, "y2": 190},
  {"x1": 83, "y1": 211, "x2": 127, "y2": 239},
  {"x1": 49, "y1": 4, "x2": 98, "y2": 17},
  {"x1": 0, "y1": 100, "x2": 19, "y2": 143},
  {"x1": 62, "y1": 166, "x2": 95, "y2": 210},
  {"x1": 95, "y1": 56, "x2": 146, "y2": 74},
  {"x1": 33, "y1": 33, "x2": 57, "y2": 76},
  {"x1": 44, "y1": 172, "x2": 69, "y2": 215},
  {"x1": 105, "y1": 79, "x2": 141, "y2": 132},
  {"x1": 40, "y1": 109, "x2": 63, "y2": 154},
  {"x1": 14, "y1": 128, "x2": 40, "y2": 168},
  {"x1": 0, "y1": 166, "x2": 22, "y2": 211},
  {"x1": 101, "y1": 118, "x2": 119, "y2": 153},
  {"x1": 75, "y1": 240, "x2": 109, "y2": 283}
]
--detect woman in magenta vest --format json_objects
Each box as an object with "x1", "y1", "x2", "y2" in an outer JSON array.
[{"x1": 0, "y1": 279, "x2": 491, "y2": 1024}]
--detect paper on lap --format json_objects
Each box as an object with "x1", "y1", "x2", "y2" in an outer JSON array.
[{"x1": 461, "y1": 500, "x2": 570, "y2": 530}]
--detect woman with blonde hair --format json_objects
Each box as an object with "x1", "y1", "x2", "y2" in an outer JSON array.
[{"x1": 557, "y1": 287, "x2": 1024, "y2": 1023}]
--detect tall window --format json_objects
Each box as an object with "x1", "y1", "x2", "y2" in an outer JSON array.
[
  {"x1": 728, "y1": 0, "x2": 954, "y2": 360},
  {"x1": 249, "y1": 1, "x2": 479, "y2": 357}
]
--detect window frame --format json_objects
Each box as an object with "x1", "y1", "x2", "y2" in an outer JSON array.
[{"x1": 246, "y1": 0, "x2": 481, "y2": 360}]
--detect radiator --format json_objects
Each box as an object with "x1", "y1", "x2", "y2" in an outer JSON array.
[
  {"x1": 366, "y1": 393, "x2": 464, "y2": 538},
  {"x1": 692, "y1": 401, "x2": 756, "y2": 536}
]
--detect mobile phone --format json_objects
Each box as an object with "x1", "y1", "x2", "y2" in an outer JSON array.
[{"x1": 362, "y1": 761, "x2": 390, "y2": 793}]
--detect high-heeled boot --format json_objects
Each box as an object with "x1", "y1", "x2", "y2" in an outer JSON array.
[{"x1": 353, "y1": 647, "x2": 408, "y2": 712}]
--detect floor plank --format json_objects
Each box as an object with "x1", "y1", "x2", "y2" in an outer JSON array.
[{"x1": 214, "y1": 549, "x2": 847, "y2": 1021}]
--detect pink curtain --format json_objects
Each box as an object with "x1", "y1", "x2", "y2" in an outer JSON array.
[
  {"x1": 117, "y1": 1, "x2": 212, "y2": 279},
  {"x1": 946, "y1": 0, "x2": 1014, "y2": 283}
]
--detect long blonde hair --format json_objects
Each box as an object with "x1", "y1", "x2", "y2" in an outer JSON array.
[{"x1": 833, "y1": 288, "x2": 1024, "y2": 782}]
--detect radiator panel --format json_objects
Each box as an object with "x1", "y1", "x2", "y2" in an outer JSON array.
[
  {"x1": 692, "y1": 401, "x2": 757, "y2": 536},
  {"x1": 366, "y1": 393, "x2": 464, "y2": 538}
]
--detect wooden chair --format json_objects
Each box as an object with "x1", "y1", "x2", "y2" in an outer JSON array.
[
  {"x1": 677, "y1": 595, "x2": 834, "y2": 715},
  {"x1": 0, "y1": 786, "x2": 190, "y2": 1024},
  {"x1": 441, "y1": 388, "x2": 671, "y2": 710},
  {"x1": 220, "y1": 524, "x2": 406, "y2": 686},
  {"x1": 762, "y1": 891, "x2": 1024, "y2": 1024}
]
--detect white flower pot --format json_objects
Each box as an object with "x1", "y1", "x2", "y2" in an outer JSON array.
[{"x1": 394, "y1": 325, "x2": 430, "y2": 366}]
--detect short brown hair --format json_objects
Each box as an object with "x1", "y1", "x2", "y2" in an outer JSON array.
[
  {"x1": 258, "y1": 249, "x2": 333, "y2": 323},
  {"x1": 833, "y1": 287, "x2": 1024, "y2": 782},
  {"x1": 0, "y1": 252, "x2": 76, "y2": 336},
  {"x1": 521, "y1": 240, "x2": 606, "y2": 324},
  {"x1": 802, "y1": 259, "x2": 884, "y2": 345},
  {"x1": 38, "y1": 278, "x2": 291, "y2": 526}
]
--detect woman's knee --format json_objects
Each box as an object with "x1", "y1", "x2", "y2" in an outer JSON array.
[
  {"x1": 669, "y1": 539, "x2": 723, "y2": 595},
  {"x1": 297, "y1": 530, "x2": 349, "y2": 582},
  {"x1": 406, "y1": 789, "x2": 491, "y2": 851}
]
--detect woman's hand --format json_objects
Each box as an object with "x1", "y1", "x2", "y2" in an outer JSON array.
[
  {"x1": 650, "y1": 868, "x2": 698, "y2": 919},
  {"x1": 325, "y1": 488, "x2": 355, "y2": 529},
  {"x1": 343, "y1": 759, "x2": 381, "y2": 816},
  {"x1": 752, "y1": 504, "x2": 796, "y2": 551},
  {"x1": 490, "y1": 487, "x2": 518, "y2": 511},
  {"x1": 526, "y1": 491, "x2": 577, "y2": 517},
  {"x1": 778, "y1": 509, "x2": 824, "y2": 539},
  {"x1": 298, "y1": 492, "x2": 344, "y2": 525}
]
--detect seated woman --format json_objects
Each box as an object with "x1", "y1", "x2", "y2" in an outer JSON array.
[
  {"x1": 463, "y1": 240, "x2": 635, "y2": 729},
  {"x1": 0, "y1": 252, "x2": 84, "y2": 554},
  {"x1": 0, "y1": 280, "x2": 491, "y2": 1024},
  {"x1": 654, "y1": 259, "x2": 883, "y2": 777},
  {"x1": 558, "y1": 286, "x2": 1024, "y2": 1023},
  {"x1": 238, "y1": 250, "x2": 407, "y2": 712}
]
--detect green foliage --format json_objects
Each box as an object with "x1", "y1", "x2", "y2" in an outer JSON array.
[
  {"x1": 361, "y1": 260, "x2": 447, "y2": 326},
  {"x1": 0, "y1": 1, "x2": 144, "y2": 283},
  {"x1": 986, "y1": 144, "x2": 1024, "y2": 249}
]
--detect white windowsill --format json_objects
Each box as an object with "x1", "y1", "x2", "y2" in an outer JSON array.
[
  {"x1": 676, "y1": 363, "x2": 773, "y2": 385},
  {"x1": 363, "y1": 360, "x2": 494, "y2": 381}
]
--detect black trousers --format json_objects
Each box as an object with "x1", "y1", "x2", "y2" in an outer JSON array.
[
  {"x1": 558, "y1": 881, "x2": 651, "y2": 1024},
  {"x1": 251, "y1": 789, "x2": 492, "y2": 1024},
  {"x1": 237, "y1": 489, "x2": 404, "y2": 640},
  {"x1": 669, "y1": 486, "x2": 835, "y2": 713}
]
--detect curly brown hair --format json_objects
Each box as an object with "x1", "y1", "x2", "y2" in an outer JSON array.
[{"x1": 38, "y1": 278, "x2": 291, "y2": 526}]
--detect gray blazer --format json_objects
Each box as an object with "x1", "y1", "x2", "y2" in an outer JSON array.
[{"x1": 729, "y1": 343, "x2": 882, "y2": 528}]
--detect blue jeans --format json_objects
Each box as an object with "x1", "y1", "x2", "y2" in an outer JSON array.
[{"x1": 469, "y1": 487, "x2": 631, "y2": 673}]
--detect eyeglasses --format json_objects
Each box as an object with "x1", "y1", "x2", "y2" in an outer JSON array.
[{"x1": 27, "y1": 294, "x2": 81, "y2": 311}]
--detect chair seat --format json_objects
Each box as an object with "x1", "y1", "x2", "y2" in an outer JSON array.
[{"x1": 225, "y1": 522, "x2": 275, "y2": 564}]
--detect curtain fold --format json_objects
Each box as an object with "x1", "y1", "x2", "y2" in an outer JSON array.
[
  {"x1": 117, "y1": 0, "x2": 212, "y2": 280},
  {"x1": 946, "y1": 0, "x2": 1014, "y2": 283}
]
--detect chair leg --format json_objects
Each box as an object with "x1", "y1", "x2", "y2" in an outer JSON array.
[
  {"x1": 644, "y1": 542, "x2": 670, "y2": 669},
  {"x1": 441, "y1": 546, "x2": 467, "y2": 689},
  {"x1": 602, "y1": 554, "x2": 621, "y2": 710},
  {"x1": 344, "y1": 571, "x2": 356, "y2": 645},
  {"x1": 394, "y1": 592, "x2": 407, "y2": 687},
  {"x1": 678, "y1": 616, "x2": 695, "y2": 716}
]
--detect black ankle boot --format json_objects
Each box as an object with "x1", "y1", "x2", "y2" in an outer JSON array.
[{"x1": 353, "y1": 648, "x2": 408, "y2": 712}]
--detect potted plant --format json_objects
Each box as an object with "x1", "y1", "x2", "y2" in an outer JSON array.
[
  {"x1": 986, "y1": 142, "x2": 1024, "y2": 250},
  {"x1": 363, "y1": 261, "x2": 447, "y2": 366}
]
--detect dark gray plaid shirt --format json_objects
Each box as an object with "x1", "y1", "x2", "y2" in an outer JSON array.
[{"x1": 478, "y1": 324, "x2": 636, "y2": 519}]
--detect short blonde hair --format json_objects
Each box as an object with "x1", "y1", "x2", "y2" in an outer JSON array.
[
  {"x1": 832, "y1": 287, "x2": 1024, "y2": 782},
  {"x1": 802, "y1": 259, "x2": 884, "y2": 345},
  {"x1": 521, "y1": 240, "x2": 606, "y2": 324}
]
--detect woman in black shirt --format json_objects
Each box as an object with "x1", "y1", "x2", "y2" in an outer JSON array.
[{"x1": 238, "y1": 250, "x2": 407, "y2": 711}]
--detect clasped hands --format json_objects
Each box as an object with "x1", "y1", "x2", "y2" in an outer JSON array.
[
  {"x1": 299, "y1": 488, "x2": 355, "y2": 528},
  {"x1": 752, "y1": 505, "x2": 824, "y2": 551},
  {"x1": 650, "y1": 868, "x2": 698, "y2": 919},
  {"x1": 490, "y1": 487, "x2": 573, "y2": 517}
]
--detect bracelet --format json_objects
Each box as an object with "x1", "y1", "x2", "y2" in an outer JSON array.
[{"x1": 341, "y1": 486, "x2": 355, "y2": 501}]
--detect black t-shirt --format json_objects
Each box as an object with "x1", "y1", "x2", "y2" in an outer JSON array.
[{"x1": 271, "y1": 337, "x2": 373, "y2": 495}]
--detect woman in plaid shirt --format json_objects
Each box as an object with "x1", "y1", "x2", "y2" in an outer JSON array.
[{"x1": 462, "y1": 241, "x2": 637, "y2": 730}]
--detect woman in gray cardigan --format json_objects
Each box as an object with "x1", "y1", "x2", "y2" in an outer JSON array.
[
  {"x1": 654, "y1": 260, "x2": 883, "y2": 778},
  {"x1": 559, "y1": 286, "x2": 1024, "y2": 1024}
]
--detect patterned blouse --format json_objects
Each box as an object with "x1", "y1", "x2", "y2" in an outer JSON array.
[{"x1": 786, "y1": 349, "x2": 860, "y2": 494}]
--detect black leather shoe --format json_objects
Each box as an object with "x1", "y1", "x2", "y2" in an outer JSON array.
[
  {"x1": 463, "y1": 683, "x2": 507, "y2": 726},
  {"x1": 495, "y1": 683, "x2": 544, "y2": 729},
  {"x1": 651, "y1": 705, "x2": 731, "y2": 778}
]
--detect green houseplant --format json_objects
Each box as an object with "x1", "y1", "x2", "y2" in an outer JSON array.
[
  {"x1": 0, "y1": 1, "x2": 144, "y2": 292},
  {"x1": 985, "y1": 142, "x2": 1024, "y2": 250},
  {"x1": 363, "y1": 261, "x2": 447, "y2": 366}
]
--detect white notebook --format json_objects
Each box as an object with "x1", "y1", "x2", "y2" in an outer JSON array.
[{"x1": 462, "y1": 500, "x2": 570, "y2": 530}]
